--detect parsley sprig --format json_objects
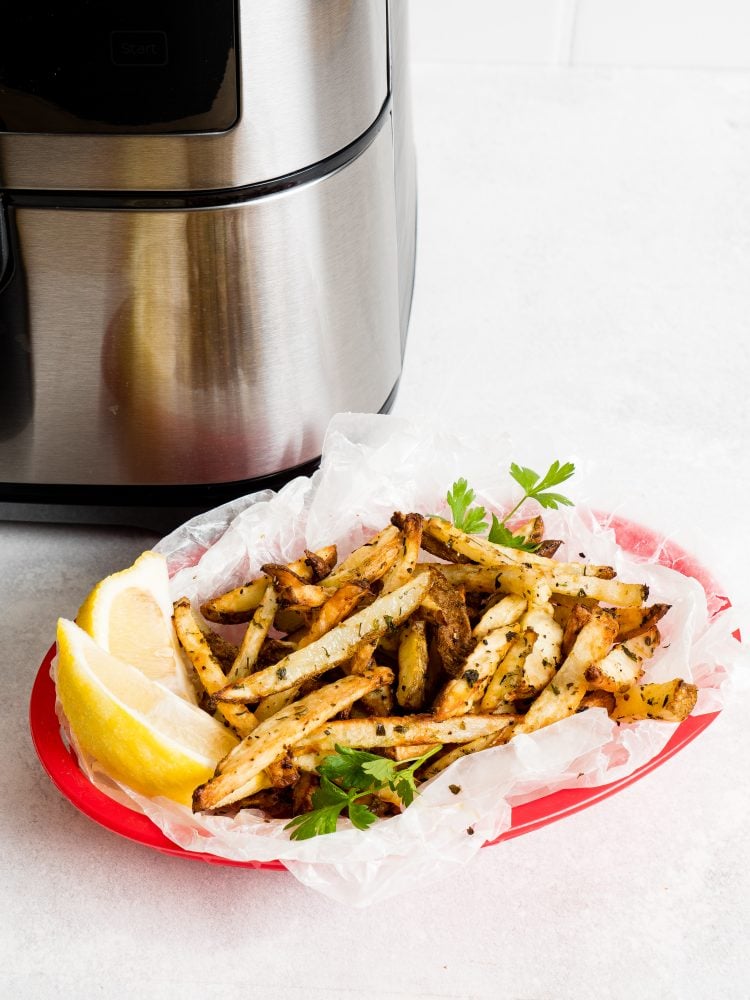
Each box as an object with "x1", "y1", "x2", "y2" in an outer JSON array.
[
  {"x1": 445, "y1": 460, "x2": 575, "y2": 552},
  {"x1": 285, "y1": 743, "x2": 441, "y2": 841}
]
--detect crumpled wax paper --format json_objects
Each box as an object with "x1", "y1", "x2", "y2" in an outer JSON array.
[{"x1": 56, "y1": 413, "x2": 747, "y2": 906}]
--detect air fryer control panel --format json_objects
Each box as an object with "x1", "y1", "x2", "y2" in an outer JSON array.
[{"x1": 0, "y1": 0, "x2": 238, "y2": 135}]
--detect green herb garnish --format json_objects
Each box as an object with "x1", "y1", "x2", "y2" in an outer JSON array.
[
  {"x1": 285, "y1": 743, "x2": 441, "y2": 840},
  {"x1": 445, "y1": 460, "x2": 575, "y2": 551},
  {"x1": 445, "y1": 479, "x2": 489, "y2": 535}
]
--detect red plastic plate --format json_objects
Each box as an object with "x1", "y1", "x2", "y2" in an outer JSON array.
[{"x1": 29, "y1": 515, "x2": 728, "y2": 868}]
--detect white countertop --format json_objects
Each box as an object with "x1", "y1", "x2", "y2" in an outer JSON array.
[{"x1": 3, "y1": 63, "x2": 750, "y2": 999}]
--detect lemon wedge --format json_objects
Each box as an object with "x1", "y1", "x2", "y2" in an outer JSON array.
[
  {"x1": 76, "y1": 550, "x2": 196, "y2": 703},
  {"x1": 56, "y1": 618, "x2": 238, "y2": 806}
]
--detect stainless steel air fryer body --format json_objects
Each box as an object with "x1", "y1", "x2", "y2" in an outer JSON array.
[{"x1": 0, "y1": 0, "x2": 416, "y2": 502}]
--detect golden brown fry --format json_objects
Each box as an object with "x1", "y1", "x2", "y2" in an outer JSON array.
[
  {"x1": 561, "y1": 602, "x2": 594, "y2": 660},
  {"x1": 226, "y1": 583, "x2": 278, "y2": 682},
  {"x1": 480, "y1": 628, "x2": 536, "y2": 711},
  {"x1": 172, "y1": 598, "x2": 258, "y2": 738},
  {"x1": 292, "y1": 582, "x2": 369, "y2": 649},
  {"x1": 535, "y1": 539, "x2": 563, "y2": 559},
  {"x1": 304, "y1": 545, "x2": 338, "y2": 581},
  {"x1": 320, "y1": 525, "x2": 401, "y2": 590},
  {"x1": 214, "y1": 573, "x2": 432, "y2": 704},
  {"x1": 266, "y1": 750, "x2": 300, "y2": 788},
  {"x1": 517, "y1": 605, "x2": 563, "y2": 691},
  {"x1": 381, "y1": 513, "x2": 424, "y2": 594},
  {"x1": 201, "y1": 628, "x2": 239, "y2": 673},
  {"x1": 605, "y1": 603, "x2": 671, "y2": 642},
  {"x1": 273, "y1": 607, "x2": 309, "y2": 634},
  {"x1": 584, "y1": 627, "x2": 659, "y2": 692},
  {"x1": 509, "y1": 515, "x2": 545, "y2": 547},
  {"x1": 433, "y1": 627, "x2": 518, "y2": 718},
  {"x1": 397, "y1": 620, "x2": 429, "y2": 710},
  {"x1": 422, "y1": 563, "x2": 552, "y2": 607},
  {"x1": 200, "y1": 577, "x2": 269, "y2": 624},
  {"x1": 472, "y1": 594, "x2": 526, "y2": 639},
  {"x1": 261, "y1": 564, "x2": 328, "y2": 609},
  {"x1": 516, "y1": 611, "x2": 619, "y2": 734},
  {"x1": 420, "y1": 569, "x2": 474, "y2": 677},
  {"x1": 578, "y1": 690, "x2": 616, "y2": 713},
  {"x1": 300, "y1": 711, "x2": 518, "y2": 752},
  {"x1": 549, "y1": 572, "x2": 648, "y2": 608},
  {"x1": 610, "y1": 679, "x2": 698, "y2": 722},
  {"x1": 193, "y1": 667, "x2": 394, "y2": 811},
  {"x1": 424, "y1": 516, "x2": 615, "y2": 579}
]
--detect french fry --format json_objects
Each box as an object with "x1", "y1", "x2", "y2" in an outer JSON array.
[
  {"x1": 419, "y1": 569, "x2": 474, "y2": 677},
  {"x1": 300, "y1": 711, "x2": 519, "y2": 753},
  {"x1": 303, "y1": 545, "x2": 337, "y2": 581},
  {"x1": 261, "y1": 564, "x2": 328, "y2": 609},
  {"x1": 193, "y1": 667, "x2": 394, "y2": 811},
  {"x1": 517, "y1": 606, "x2": 563, "y2": 692},
  {"x1": 397, "y1": 620, "x2": 429, "y2": 709},
  {"x1": 605, "y1": 603, "x2": 671, "y2": 642},
  {"x1": 201, "y1": 628, "x2": 239, "y2": 673},
  {"x1": 516, "y1": 611, "x2": 619, "y2": 734},
  {"x1": 584, "y1": 627, "x2": 659, "y2": 693},
  {"x1": 424, "y1": 516, "x2": 615, "y2": 578},
  {"x1": 381, "y1": 513, "x2": 424, "y2": 594},
  {"x1": 549, "y1": 572, "x2": 648, "y2": 608},
  {"x1": 172, "y1": 598, "x2": 259, "y2": 738},
  {"x1": 214, "y1": 573, "x2": 433, "y2": 704},
  {"x1": 610, "y1": 679, "x2": 698, "y2": 722},
  {"x1": 320, "y1": 525, "x2": 401, "y2": 590},
  {"x1": 226, "y1": 583, "x2": 278, "y2": 682},
  {"x1": 433, "y1": 627, "x2": 518, "y2": 718},
  {"x1": 472, "y1": 594, "x2": 526, "y2": 639},
  {"x1": 200, "y1": 577, "x2": 269, "y2": 624},
  {"x1": 480, "y1": 628, "x2": 536, "y2": 711},
  {"x1": 291, "y1": 582, "x2": 369, "y2": 650}
]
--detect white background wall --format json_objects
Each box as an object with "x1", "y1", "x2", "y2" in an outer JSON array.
[{"x1": 410, "y1": 0, "x2": 750, "y2": 68}]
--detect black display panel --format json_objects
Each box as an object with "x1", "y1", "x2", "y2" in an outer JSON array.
[{"x1": 0, "y1": 1, "x2": 238, "y2": 135}]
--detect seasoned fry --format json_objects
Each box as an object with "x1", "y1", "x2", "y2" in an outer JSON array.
[
  {"x1": 561, "y1": 602, "x2": 594, "y2": 659},
  {"x1": 226, "y1": 583, "x2": 278, "y2": 682},
  {"x1": 424, "y1": 516, "x2": 616, "y2": 578},
  {"x1": 517, "y1": 606, "x2": 563, "y2": 692},
  {"x1": 201, "y1": 628, "x2": 239, "y2": 673},
  {"x1": 381, "y1": 513, "x2": 424, "y2": 594},
  {"x1": 472, "y1": 594, "x2": 526, "y2": 639},
  {"x1": 300, "y1": 711, "x2": 519, "y2": 753},
  {"x1": 304, "y1": 545, "x2": 338, "y2": 581},
  {"x1": 549, "y1": 572, "x2": 648, "y2": 608},
  {"x1": 320, "y1": 525, "x2": 401, "y2": 590},
  {"x1": 420, "y1": 569, "x2": 474, "y2": 677},
  {"x1": 584, "y1": 627, "x2": 659, "y2": 692},
  {"x1": 509, "y1": 515, "x2": 545, "y2": 547},
  {"x1": 214, "y1": 573, "x2": 432, "y2": 704},
  {"x1": 397, "y1": 620, "x2": 429, "y2": 709},
  {"x1": 193, "y1": 667, "x2": 394, "y2": 811},
  {"x1": 172, "y1": 598, "x2": 259, "y2": 738},
  {"x1": 433, "y1": 627, "x2": 518, "y2": 718},
  {"x1": 200, "y1": 577, "x2": 269, "y2": 624},
  {"x1": 606, "y1": 603, "x2": 671, "y2": 642},
  {"x1": 480, "y1": 628, "x2": 537, "y2": 711},
  {"x1": 291, "y1": 581, "x2": 369, "y2": 649},
  {"x1": 261, "y1": 564, "x2": 328, "y2": 609},
  {"x1": 610, "y1": 679, "x2": 698, "y2": 722},
  {"x1": 516, "y1": 611, "x2": 619, "y2": 734}
]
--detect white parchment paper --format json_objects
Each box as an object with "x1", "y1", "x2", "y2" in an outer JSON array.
[{"x1": 56, "y1": 414, "x2": 747, "y2": 906}]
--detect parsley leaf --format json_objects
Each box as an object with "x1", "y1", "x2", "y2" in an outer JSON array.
[
  {"x1": 509, "y1": 461, "x2": 575, "y2": 511},
  {"x1": 446, "y1": 479, "x2": 489, "y2": 534},
  {"x1": 285, "y1": 743, "x2": 442, "y2": 840},
  {"x1": 487, "y1": 514, "x2": 538, "y2": 552},
  {"x1": 318, "y1": 745, "x2": 385, "y2": 790}
]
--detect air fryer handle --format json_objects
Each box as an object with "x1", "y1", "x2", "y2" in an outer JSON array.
[{"x1": 0, "y1": 196, "x2": 33, "y2": 440}]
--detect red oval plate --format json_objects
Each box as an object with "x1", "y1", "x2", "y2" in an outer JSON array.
[{"x1": 29, "y1": 515, "x2": 729, "y2": 868}]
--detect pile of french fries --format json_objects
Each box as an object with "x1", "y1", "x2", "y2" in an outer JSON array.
[{"x1": 170, "y1": 512, "x2": 698, "y2": 820}]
